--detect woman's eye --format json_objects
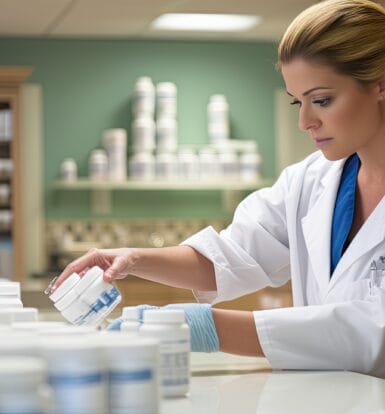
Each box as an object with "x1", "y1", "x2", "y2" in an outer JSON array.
[
  {"x1": 312, "y1": 97, "x2": 332, "y2": 107},
  {"x1": 290, "y1": 99, "x2": 301, "y2": 107}
]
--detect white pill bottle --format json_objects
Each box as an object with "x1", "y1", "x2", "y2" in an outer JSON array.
[{"x1": 139, "y1": 309, "x2": 190, "y2": 397}]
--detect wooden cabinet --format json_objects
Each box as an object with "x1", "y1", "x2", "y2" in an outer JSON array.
[{"x1": 0, "y1": 67, "x2": 32, "y2": 281}]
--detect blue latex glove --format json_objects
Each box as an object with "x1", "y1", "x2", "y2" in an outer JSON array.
[{"x1": 108, "y1": 303, "x2": 219, "y2": 353}]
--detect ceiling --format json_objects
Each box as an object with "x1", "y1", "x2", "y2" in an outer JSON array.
[{"x1": 0, "y1": 0, "x2": 324, "y2": 41}]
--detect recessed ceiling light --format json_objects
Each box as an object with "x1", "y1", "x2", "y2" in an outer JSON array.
[{"x1": 150, "y1": 13, "x2": 262, "y2": 32}]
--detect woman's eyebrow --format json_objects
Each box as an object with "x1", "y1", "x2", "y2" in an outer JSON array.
[{"x1": 286, "y1": 86, "x2": 333, "y2": 97}]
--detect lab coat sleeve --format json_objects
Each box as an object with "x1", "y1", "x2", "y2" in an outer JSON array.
[
  {"x1": 254, "y1": 291, "x2": 385, "y2": 377},
  {"x1": 181, "y1": 169, "x2": 292, "y2": 304}
]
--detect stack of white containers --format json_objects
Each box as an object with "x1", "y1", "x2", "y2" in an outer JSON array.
[
  {"x1": 102, "y1": 128, "x2": 127, "y2": 181},
  {"x1": 129, "y1": 77, "x2": 156, "y2": 181},
  {"x1": 155, "y1": 82, "x2": 178, "y2": 181},
  {"x1": 207, "y1": 94, "x2": 230, "y2": 145}
]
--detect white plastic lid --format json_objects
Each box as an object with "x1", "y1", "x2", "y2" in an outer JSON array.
[
  {"x1": 156, "y1": 82, "x2": 177, "y2": 95},
  {"x1": 54, "y1": 287, "x2": 79, "y2": 311},
  {"x1": 122, "y1": 306, "x2": 139, "y2": 321},
  {"x1": 0, "y1": 356, "x2": 46, "y2": 389},
  {"x1": 209, "y1": 94, "x2": 228, "y2": 104},
  {"x1": 74, "y1": 266, "x2": 103, "y2": 295},
  {"x1": 39, "y1": 325, "x2": 97, "y2": 336},
  {"x1": 49, "y1": 272, "x2": 80, "y2": 302},
  {"x1": 135, "y1": 76, "x2": 155, "y2": 91},
  {"x1": 0, "y1": 282, "x2": 21, "y2": 297},
  {"x1": 0, "y1": 298, "x2": 23, "y2": 309},
  {"x1": 143, "y1": 309, "x2": 185, "y2": 324},
  {"x1": 0, "y1": 307, "x2": 38, "y2": 323},
  {"x1": 12, "y1": 321, "x2": 67, "y2": 333}
]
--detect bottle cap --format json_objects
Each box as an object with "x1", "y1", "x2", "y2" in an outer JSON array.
[
  {"x1": 122, "y1": 306, "x2": 139, "y2": 321},
  {"x1": 143, "y1": 309, "x2": 185, "y2": 324},
  {"x1": 49, "y1": 272, "x2": 80, "y2": 302}
]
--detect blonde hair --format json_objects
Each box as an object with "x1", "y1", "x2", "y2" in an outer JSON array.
[{"x1": 278, "y1": 0, "x2": 385, "y2": 83}]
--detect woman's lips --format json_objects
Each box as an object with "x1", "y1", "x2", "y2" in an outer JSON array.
[{"x1": 313, "y1": 137, "x2": 333, "y2": 148}]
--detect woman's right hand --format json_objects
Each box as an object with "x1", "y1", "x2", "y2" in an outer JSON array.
[{"x1": 51, "y1": 247, "x2": 139, "y2": 292}]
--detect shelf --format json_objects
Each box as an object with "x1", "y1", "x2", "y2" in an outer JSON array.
[
  {"x1": 53, "y1": 177, "x2": 275, "y2": 214},
  {"x1": 53, "y1": 178, "x2": 274, "y2": 191}
]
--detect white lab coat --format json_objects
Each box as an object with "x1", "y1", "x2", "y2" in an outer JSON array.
[{"x1": 182, "y1": 151, "x2": 385, "y2": 378}]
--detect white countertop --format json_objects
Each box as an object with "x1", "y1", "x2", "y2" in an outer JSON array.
[{"x1": 163, "y1": 354, "x2": 385, "y2": 414}]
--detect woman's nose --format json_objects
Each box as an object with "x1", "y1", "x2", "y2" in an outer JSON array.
[{"x1": 298, "y1": 106, "x2": 321, "y2": 131}]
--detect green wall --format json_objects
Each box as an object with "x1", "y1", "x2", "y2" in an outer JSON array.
[{"x1": 0, "y1": 38, "x2": 283, "y2": 219}]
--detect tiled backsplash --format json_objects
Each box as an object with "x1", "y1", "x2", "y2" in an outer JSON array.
[{"x1": 46, "y1": 218, "x2": 230, "y2": 270}]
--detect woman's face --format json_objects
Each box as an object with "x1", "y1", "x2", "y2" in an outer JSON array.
[{"x1": 281, "y1": 58, "x2": 385, "y2": 161}]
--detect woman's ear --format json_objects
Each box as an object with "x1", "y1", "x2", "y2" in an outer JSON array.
[{"x1": 377, "y1": 75, "x2": 385, "y2": 100}]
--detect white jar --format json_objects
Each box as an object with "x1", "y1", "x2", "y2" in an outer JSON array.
[
  {"x1": 131, "y1": 116, "x2": 156, "y2": 153},
  {"x1": 199, "y1": 147, "x2": 219, "y2": 180},
  {"x1": 207, "y1": 94, "x2": 230, "y2": 144},
  {"x1": 132, "y1": 76, "x2": 155, "y2": 117},
  {"x1": 41, "y1": 337, "x2": 107, "y2": 414},
  {"x1": 156, "y1": 82, "x2": 177, "y2": 119},
  {"x1": 102, "y1": 129, "x2": 127, "y2": 181},
  {"x1": 88, "y1": 149, "x2": 108, "y2": 181},
  {"x1": 129, "y1": 152, "x2": 155, "y2": 181},
  {"x1": 60, "y1": 158, "x2": 78, "y2": 182},
  {"x1": 0, "y1": 281, "x2": 22, "y2": 308},
  {"x1": 0, "y1": 333, "x2": 41, "y2": 357},
  {"x1": 155, "y1": 152, "x2": 178, "y2": 180},
  {"x1": 239, "y1": 141, "x2": 262, "y2": 181},
  {"x1": 120, "y1": 306, "x2": 140, "y2": 333},
  {"x1": 0, "y1": 307, "x2": 38, "y2": 323},
  {"x1": 140, "y1": 309, "x2": 190, "y2": 398},
  {"x1": 0, "y1": 356, "x2": 50, "y2": 414},
  {"x1": 218, "y1": 148, "x2": 239, "y2": 180},
  {"x1": 101, "y1": 334, "x2": 160, "y2": 414},
  {"x1": 52, "y1": 266, "x2": 122, "y2": 327},
  {"x1": 156, "y1": 117, "x2": 178, "y2": 154},
  {"x1": 177, "y1": 148, "x2": 199, "y2": 180}
]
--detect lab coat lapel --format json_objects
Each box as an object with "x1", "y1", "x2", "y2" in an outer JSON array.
[
  {"x1": 301, "y1": 161, "x2": 344, "y2": 295},
  {"x1": 329, "y1": 196, "x2": 385, "y2": 288}
]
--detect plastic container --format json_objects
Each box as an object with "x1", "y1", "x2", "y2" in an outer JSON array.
[
  {"x1": 140, "y1": 309, "x2": 190, "y2": 397},
  {"x1": 132, "y1": 77, "x2": 155, "y2": 117},
  {"x1": 0, "y1": 280, "x2": 23, "y2": 309},
  {"x1": 101, "y1": 333, "x2": 160, "y2": 414},
  {"x1": 131, "y1": 116, "x2": 156, "y2": 153},
  {"x1": 52, "y1": 266, "x2": 122, "y2": 327},
  {"x1": 60, "y1": 158, "x2": 78, "y2": 182},
  {"x1": 156, "y1": 117, "x2": 178, "y2": 153},
  {"x1": 207, "y1": 94, "x2": 230, "y2": 144},
  {"x1": 129, "y1": 152, "x2": 155, "y2": 181},
  {"x1": 120, "y1": 306, "x2": 140, "y2": 333},
  {"x1": 0, "y1": 307, "x2": 38, "y2": 323},
  {"x1": 155, "y1": 152, "x2": 178, "y2": 180},
  {"x1": 102, "y1": 129, "x2": 127, "y2": 181},
  {"x1": 41, "y1": 337, "x2": 107, "y2": 414},
  {"x1": 177, "y1": 148, "x2": 199, "y2": 180},
  {"x1": 218, "y1": 147, "x2": 239, "y2": 180},
  {"x1": 156, "y1": 82, "x2": 177, "y2": 119},
  {"x1": 239, "y1": 141, "x2": 262, "y2": 181},
  {"x1": 199, "y1": 147, "x2": 219, "y2": 180},
  {"x1": 0, "y1": 356, "x2": 50, "y2": 414},
  {"x1": 88, "y1": 149, "x2": 108, "y2": 181},
  {"x1": 0, "y1": 333, "x2": 41, "y2": 357}
]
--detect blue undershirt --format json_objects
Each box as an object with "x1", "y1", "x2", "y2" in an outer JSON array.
[{"x1": 330, "y1": 153, "x2": 360, "y2": 276}]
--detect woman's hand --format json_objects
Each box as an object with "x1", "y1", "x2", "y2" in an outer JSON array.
[{"x1": 51, "y1": 247, "x2": 139, "y2": 291}]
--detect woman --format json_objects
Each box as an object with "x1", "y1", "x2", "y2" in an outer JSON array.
[{"x1": 52, "y1": 0, "x2": 385, "y2": 377}]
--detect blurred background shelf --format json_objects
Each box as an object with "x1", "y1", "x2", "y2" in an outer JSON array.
[{"x1": 53, "y1": 177, "x2": 275, "y2": 214}]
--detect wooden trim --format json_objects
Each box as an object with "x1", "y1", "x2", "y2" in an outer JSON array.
[
  {"x1": 0, "y1": 67, "x2": 33, "y2": 86},
  {"x1": 0, "y1": 66, "x2": 32, "y2": 282}
]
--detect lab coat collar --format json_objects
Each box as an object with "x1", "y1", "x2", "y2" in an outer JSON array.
[
  {"x1": 301, "y1": 159, "x2": 345, "y2": 297},
  {"x1": 329, "y1": 195, "x2": 385, "y2": 290}
]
